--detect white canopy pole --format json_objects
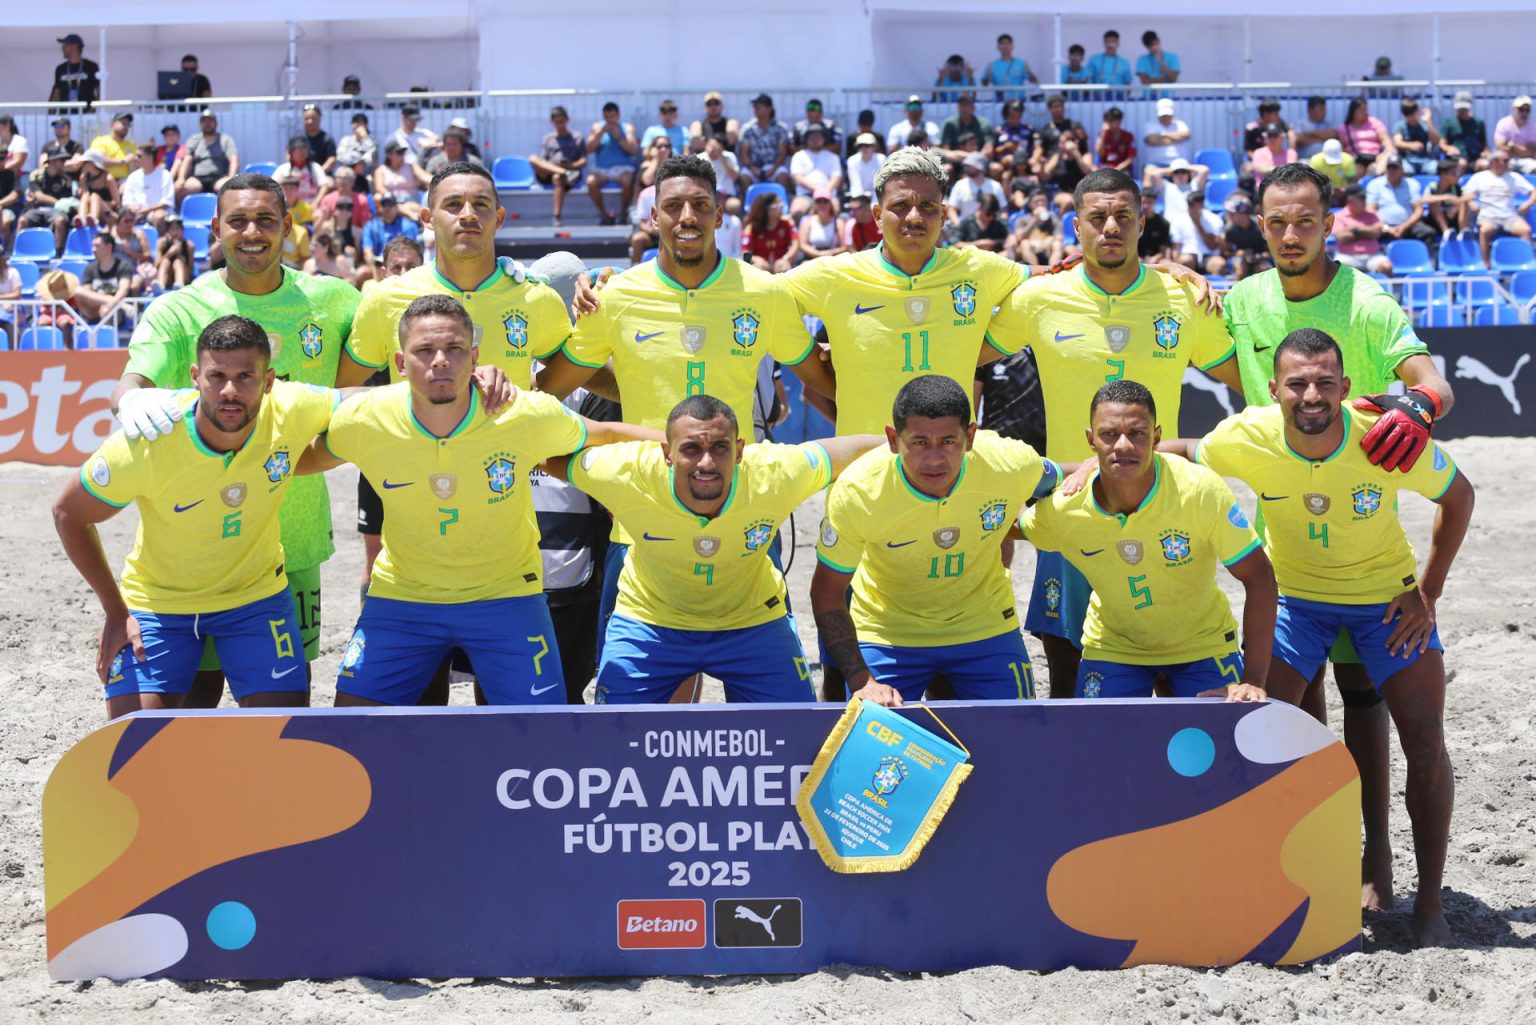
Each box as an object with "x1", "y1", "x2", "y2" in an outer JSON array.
[
  {"x1": 285, "y1": 21, "x2": 298, "y2": 101},
  {"x1": 98, "y1": 26, "x2": 108, "y2": 101},
  {"x1": 1053, "y1": 14, "x2": 1062, "y2": 88},
  {"x1": 1431, "y1": 13, "x2": 1441, "y2": 102},
  {"x1": 1243, "y1": 17, "x2": 1252, "y2": 84}
]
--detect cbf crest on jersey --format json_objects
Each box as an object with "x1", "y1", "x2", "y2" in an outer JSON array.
[
  {"x1": 264, "y1": 451, "x2": 291, "y2": 484},
  {"x1": 298, "y1": 322, "x2": 324, "y2": 360},
  {"x1": 1351, "y1": 485, "x2": 1383, "y2": 518},
  {"x1": 731, "y1": 308, "x2": 761, "y2": 354},
  {"x1": 1159, "y1": 531, "x2": 1192, "y2": 565},
  {"x1": 950, "y1": 281, "x2": 977, "y2": 321},
  {"x1": 484, "y1": 452, "x2": 518, "y2": 498},
  {"x1": 1151, "y1": 310, "x2": 1182, "y2": 356},
  {"x1": 503, "y1": 310, "x2": 530, "y2": 351},
  {"x1": 904, "y1": 297, "x2": 930, "y2": 324},
  {"x1": 979, "y1": 499, "x2": 1008, "y2": 532},
  {"x1": 743, "y1": 518, "x2": 775, "y2": 552},
  {"x1": 1104, "y1": 324, "x2": 1131, "y2": 353}
]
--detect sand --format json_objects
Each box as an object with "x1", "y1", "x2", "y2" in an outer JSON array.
[{"x1": 1, "y1": 435, "x2": 1533, "y2": 1023}]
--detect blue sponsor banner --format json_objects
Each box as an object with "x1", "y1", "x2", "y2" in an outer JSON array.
[{"x1": 45, "y1": 701, "x2": 1360, "y2": 980}]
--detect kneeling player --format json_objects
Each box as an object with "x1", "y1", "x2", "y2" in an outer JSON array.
[
  {"x1": 548, "y1": 395, "x2": 880, "y2": 703},
  {"x1": 300, "y1": 294, "x2": 656, "y2": 706},
  {"x1": 1178, "y1": 328, "x2": 1473, "y2": 947},
  {"x1": 1018, "y1": 380, "x2": 1274, "y2": 700},
  {"x1": 812, "y1": 375, "x2": 1060, "y2": 707},
  {"x1": 54, "y1": 316, "x2": 340, "y2": 719}
]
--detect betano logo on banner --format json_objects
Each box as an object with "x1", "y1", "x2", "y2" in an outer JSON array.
[{"x1": 0, "y1": 352, "x2": 129, "y2": 465}]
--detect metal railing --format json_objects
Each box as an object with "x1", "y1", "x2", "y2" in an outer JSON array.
[{"x1": 1, "y1": 296, "x2": 154, "y2": 350}]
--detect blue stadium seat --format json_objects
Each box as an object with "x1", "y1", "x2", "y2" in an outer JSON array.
[
  {"x1": 1193, "y1": 148, "x2": 1236, "y2": 181},
  {"x1": 15, "y1": 261, "x2": 41, "y2": 296},
  {"x1": 141, "y1": 224, "x2": 160, "y2": 254},
  {"x1": 1474, "y1": 303, "x2": 1523, "y2": 326},
  {"x1": 18, "y1": 327, "x2": 66, "y2": 351},
  {"x1": 244, "y1": 161, "x2": 279, "y2": 176},
  {"x1": 743, "y1": 182, "x2": 789, "y2": 211},
  {"x1": 1204, "y1": 178, "x2": 1237, "y2": 209},
  {"x1": 1509, "y1": 270, "x2": 1536, "y2": 304},
  {"x1": 1385, "y1": 239, "x2": 1434, "y2": 276},
  {"x1": 64, "y1": 226, "x2": 96, "y2": 259},
  {"x1": 1413, "y1": 174, "x2": 1436, "y2": 194},
  {"x1": 1008, "y1": 209, "x2": 1029, "y2": 233},
  {"x1": 74, "y1": 323, "x2": 119, "y2": 349},
  {"x1": 1418, "y1": 306, "x2": 1465, "y2": 327},
  {"x1": 639, "y1": 247, "x2": 658, "y2": 263},
  {"x1": 1062, "y1": 211, "x2": 1077, "y2": 246},
  {"x1": 1490, "y1": 236, "x2": 1536, "y2": 274},
  {"x1": 12, "y1": 228, "x2": 58, "y2": 264},
  {"x1": 1399, "y1": 278, "x2": 1451, "y2": 309},
  {"x1": 181, "y1": 193, "x2": 218, "y2": 230},
  {"x1": 55, "y1": 259, "x2": 89, "y2": 280},
  {"x1": 1456, "y1": 277, "x2": 1499, "y2": 307},
  {"x1": 1437, "y1": 237, "x2": 1484, "y2": 274},
  {"x1": 492, "y1": 156, "x2": 536, "y2": 190}
]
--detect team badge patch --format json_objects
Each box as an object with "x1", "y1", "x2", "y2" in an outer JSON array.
[
  {"x1": 933, "y1": 527, "x2": 960, "y2": 549},
  {"x1": 979, "y1": 499, "x2": 1008, "y2": 532},
  {"x1": 693, "y1": 536, "x2": 722, "y2": 558},
  {"x1": 1043, "y1": 578, "x2": 1062, "y2": 615},
  {"x1": 485, "y1": 454, "x2": 518, "y2": 495},
  {"x1": 1227, "y1": 504, "x2": 1249, "y2": 529},
  {"x1": 1160, "y1": 532, "x2": 1192, "y2": 563},
  {"x1": 1152, "y1": 311, "x2": 1182, "y2": 352},
  {"x1": 731, "y1": 309, "x2": 761, "y2": 349},
  {"x1": 1433, "y1": 446, "x2": 1447, "y2": 471},
  {"x1": 904, "y1": 297, "x2": 930, "y2": 324},
  {"x1": 950, "y1": 281, "x2": 977, "y2": 319},
  {"x1": 1304, "y1": 493, "x2": 1330, "y2": 515},
  {"x1": 872, "y1": 756, "x2": 908, "y2": 797},
  {"x1": 430, "y1": 473, "x2": 457, "y2": 499},
  {"x1": 107, "y1": 651, "x2": 124, "y2": 684},
  {"x1": 503, "y1": 311, "x2": 529, "y2": 350},
  {"x1": 299, "y1": 322, "x2": 324, "y2": 360},
  {"x1": 264, "y1": 451, "x2": 291, "y2": 484},
  {"x1": 681, "y1": 325, "x2": 707, "y2": 354},
  {"x1": 340, "y1": 631, "x2": 365, "y2": 675},
  {"x1": 221, "y1": 483, "x2": 247, "y2": 508},
  {"x1": 743, "y1": 519, "x2": 774, "y2": 552},
  {"x1": 1351, "y1": 486, "x2": 1383, "y2": 517},
  {"x1": 819, "y1": 518, "x2": 838, "y2": 547},
  {"x1": 90, "y1": 457, "x2": 110, "y2": 488},
  {"x1": 264, "y1": 330, "x2": 284, "y2": 362},
  {"x1": 1117, "y1": 539, "x2": 1144, "y2": 565},
  {"x1": 1104, "y1": 324, "x2": 1131, "y2": 353},
  {"x1": 1080, "y1": 671, "x2": 1104, "y2": 698}
]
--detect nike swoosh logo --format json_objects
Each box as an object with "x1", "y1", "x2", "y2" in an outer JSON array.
[
  {"x1": 1260, "y1": 493, "x2": 1288, "y2": 501},
  {"x1": 1054, "y1": 332, "x2": 1084, "y2": 342},
  {"x1": 1079, "y1": 548, "x2": 1104, "y2": 557},
  {"x1": 886, "y1": 540, "x2": 916, "y2": 548},
  {"x1": 271, "y1": 665, "x2": 300, "y2": 679},
  {"x1": 173, "y1": 500, "x2": 204, "y2": 513},
  {"x1": 635, "y1": 331, "x2": 663, "y2": 343},
  {"x1": 529, "y1": 681, "x2": 562, "y2": 696},
  {"x1": 642, "y1": 532, "x2": 674, "y2": 542},
  {"x1": 381, "y1": 480, "x2": 414, "y2": 489},
  {"x1": 854, "y1": 304, "x2": 885, "y2": 315}
]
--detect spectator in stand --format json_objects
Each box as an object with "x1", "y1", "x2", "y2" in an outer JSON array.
[
  {"x1": 991, "y1": 99, "x2": 1034, "y2": 187},
  {"x1": 1464, "y1": 149, "x2": 1536, "y2": 266},
  {"x1": 1137, "y1": 189, "x2": 1173, "y2": 261},
  {"x1": 953, "y1": 192, "x2": 1006, "y2": 252},
  {"x1": 22, "y1": 145, "x2": 78, "y2": 253},
  {"x1": 304, "y1": 227, "x2": 356, "y2": 281},
  {"x1": 1242, "y1": 99, "x2": 1291, "y2": 155},
  {"x1": 426, "y1": 128, "x2": 484, "y2": 175},
  {"x1": 847, "y1": 110, "x2": 884, "y2": 159},
  {"x1": 845, "y1": 133, "x2": 884, "y2": 200},
  {"x1": 391, "y1": 105, "x2": 440, "y2": 166},
  {"x1": 887, "y1": 96, "x2": 939, "y2": 151},
  {"x1": 934, "y1": 54, "x2": 976, "y2": 102},
  {"x1": 34, "y1": 270, "x2": 80, "y2": 346},
  {"x1": 1367, "y1": 155, "x2": 1437, "y2": 248},
  {"x1": 1247, "y1": 122, "x2": 1297, "y2": 186},
  {"x1": 1440, "y1": 91, "x2": 1488, "y2": 173},
  {"x1": 1330, "y1": 185, "x2": 1394, "y2": 274},
  {"x1": 1494, "y1": 95, "x2": 1536, "y2": 174},
  {"x1": 89, "y1": 113, "x2": 136, "y2": 181},
  {"x1": 76, "y1": 151, "x2": 119, "y2": 228},
  {"x1": 1309, "y1": 139, "x2": 1358, "y2": 193},
  {"x1": 110, "y1": 209, "x2": 155, "y2": 293},
  {"x1": 690, "y1": 92, "x2": 740, "y2": 151},
  {"x1": 301, "y1": 103, "x2": 337, "y2": 174},
  {"x1": 627, "y1": 183, "x2": 659, "y2": 265},
  {"x1": 739, "y1": 94, "x2": 792, "y2": 190},
  {"x1": 49, "y1": 33, "x2": 100, "y2": 106},
  {"x1": 373, "y1": 140, "x2": 430, "y2": 221},
  {"x1": 585, "y1": 102, "x2": 638, "y2": 226},
  {"x1": 843, "y1": 194, "x2": 881, "y2": 250},
  {"x1": 335, "y1": 74, "x2": 369, "y2": 111},
  {"x1": 1040, "y1": 107, "x2": 1093, "y2": 211},
  {"x1": 1171, "y1": 189, "x2": 1228, "y2": 275},
  {"x1": 788, "y1": 126, "x2": 843, "y2": 217},
  {"x1": 281, "y1": 203, "x2": 312, "y2": 269},
  {"x1": 637, "y1": 135, "x2": 675, "y2": 191},
  {"x1": 716, "y1": 193, "x2": 744, "y2": 259},
  {"x1": 120, "y1": 145, "x2": 174, "y2": 232},
  {"x1": 1140, "y1": 98, "x2": 1191, "y2": 182},
  {"x1": 276, "y1": 135, "x2": 332, "y2": 205},
  {"x1": 1036, "y1": 94, "x2": 1087, "y2": 178},
  {"x1": 983, "y1": 34, "x2": 1037, "y2": 100},
  {"x1": 315, "y1": 167, "x2": 370, "y2": 232},
  {"x1": 0, "y1": 158, "x2": 18, "y2": 250},
  {"x1": 176, "y1": 110, "x2": 237, "y2": 201},
  {"x1": 1423, "y1": 159, "x2": 1467, "y2": 236},
  {"x1": 278, "y1": 174, "x2": 314, "y2": 232},
  {"x1": 1, "y1": 116, "x2": 30, "y2": 178},
  {"x1": 154, "y1": 214, "x2": 193, "y2": 290},
  {"x1": 1060, "y1": 44, "x2": 1092, "y2": 86},
  {"x1": 947, "y1": 152, "x2": 1005, "y2": 226},
  {"x1": 316, "y1": 187, "x2": 361, "y2": 264},
  {"x1": 794, "y1": 99, "x2": 841, "y2": 152},
  {"x1": 1006, "y1": 189, "x2": 1064, "y2": 268},
  {"x1": 1087, "y1": 31, "x2": 1132, "y2": 87},
  {"x1": 1222, "y1": 193, "x2": 1270, "y2": 280},
  {"x1": 642, "y1": 100, "x2": 687, "y2": 154},
  {"x1": 336, "y1": 113, "x2": 377, "y2": 176},
  {"x1": 157, "y1": 124, "x2": 185, "y2": 177},
  {"x1": 49, "y1": 118, "x2": 84, "y2": 171},
  {"x1": 1294, "y1": 96, "x2": 1338, "y2": 162},
  {"x1": 1340, "y1": 97, "x2": 1394, "y2": 177},
  {"x1": 1135, "y1": 31, "x2": 1181, "y2": 88},
  {"x1": 702, "y1": 136, "x2": 740, "y2": 210},
  {"x1": 178, "y1": 55, "x2": 212, "y2": 99},
  {"x1": 905, "y1": 128, "x2": 932, "y2": 152},
  {"x1": 743, "y1": 191, "x2": 796, "y2": 273},
  {"x1": 530, "y1": 106, "x2": 585, "y2": 226},
  {"x1": 939, "y1": 95, "x2": 992, "y2": 164},
  {"x1": 0, "y1": 251, "x2": 20, "y2": 345},
  {"x1": 796, "y1": 188, "x2": 847, "y2": 261},
  {"x1": 1391, "y1": 98, "x2": 1442, "y2": 176},
  {"x1": 1144, "y1": 157, "x2": 1205, "y2": 225},
  {"x1": 1095, "y1": 107, "x2": 1135, "y2": 171},
  {"x1": 360, "y1": 193, "x2": 420, "y2": 275},
  {"x1": 1367, "y1": 55, "x2": 1402, "y2": 82},
  {"x1": 75, "y1": 231, "x2": 137, "y2": 323}
]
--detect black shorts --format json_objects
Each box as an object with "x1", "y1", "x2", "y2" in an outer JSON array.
[
  {"x1": 195, "y1": 173, "x2": 222, "y2": 193},
  {"x1": 357, "y1": 473, "x2": 383, "y2": 535}
]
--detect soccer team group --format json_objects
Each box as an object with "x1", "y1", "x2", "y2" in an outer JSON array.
[{"x1": 50, "y1": 148, "x2": 1473, "y2": 946}]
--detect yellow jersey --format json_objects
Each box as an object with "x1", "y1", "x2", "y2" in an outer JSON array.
[
  {"x1": 783, "y1": 246, "x2": 1027, "y2": 435},
  {"x1": 89, "y1": 133, "x2": 135, "y2": 180},
  {"x1": 1194, "y1": 405, "x2": 1459, "y2": 604},
  {"x1": 989, "y1": 264, "x2": 1235, "y2": 462},
  {"x1": 1020, "y1": 453, "x2": 1261, "y2": 664},
  {"x1": 816, "y1": 431, "x2": 1054, "y2": 647},
  {"x1": 346, "y1": 263, "x2": 569, "y2": 387},
  {"x1": 323, "y1": 384, "x2": 587, "y2": 603},
  {"x1": 80, "y1": 382, "x2": 338, "y2": 614},
  {"x1": 569, "y1": 440, "x2": 832, "y2": 631},
  {"x1": 562, "y1": 256, "x2": 814, "y2": 435}
]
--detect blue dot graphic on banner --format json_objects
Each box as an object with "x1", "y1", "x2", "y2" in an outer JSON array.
[
  {"x1": 1166, "y1": 728, "x2": 1215, "y2": 778},
  {"x1": 206, "y1": 901, "x2": 256, "y2": 950}
]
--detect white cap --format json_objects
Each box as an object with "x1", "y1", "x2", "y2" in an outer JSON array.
[
  {"x1": 1515, "y1": 95, "x2": 1533, "y2": 110},
  {"x1": 1168, "y1": 157, "x2": 1190, "y2": 171},
  {"x1": 1156, "y1": 98, "x2": 1176, "y2": 116},
  {"x1": 449, "y1": 116, "x2": 471, "y2": 130},
  {"x1": 1321, "y1": 139, "x2": 1344, "y2": 164}
]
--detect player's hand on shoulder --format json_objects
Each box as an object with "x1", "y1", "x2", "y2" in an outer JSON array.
[
  {"x1": 1353, "y1": 388, "x2": 1437, "y2": 472},
  {"x1": 471, "y1": 365, "x2": 517, "y2": 413},
  {"x1": 570, "y1": 267, "x2": 612, "y2": 319},
  {"x1": 1150, "y1": 259, "x2": 1223, "y2": 315},
  {"x1": 117, "y1": 387, "x2": 184, "y2": 441},
  {"x1": 1057, "y1": 459, "x2": 1094, "y2": 497},
  {"x1": 851, "y1": 678, "x2": 903, "y2": 708}
]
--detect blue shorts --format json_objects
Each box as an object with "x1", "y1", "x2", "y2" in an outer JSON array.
[
  {"x1": 337, "y1": 594, "x2": 564, "y2": 706},
  {"x1": 1273, "y1": 594, "x2": 1442, "y2": 694},
  {"x1": 106, "y1": 589, "x2": 306, "y2": 701},
  {"x1": 1077, "y1": 652, "x2": 1242, "y2": 699},
  {"x1": 596, "y1": 613, "x2": 814, "y2": 704},
  {"x1": 859, "y1": 630, "x2": 1036, "y2": 702},
  {"x1": 1024, "y1": 551, "x2": 1091, "y2": 646}
]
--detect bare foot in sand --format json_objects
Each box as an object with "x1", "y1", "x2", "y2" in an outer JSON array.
[
  {"x1": 1362, "y1": 850, "x2": 1395, "y2": 911},
  {"x1": 1413, "y1": 904, "x2": 1455, "y2": 948}
]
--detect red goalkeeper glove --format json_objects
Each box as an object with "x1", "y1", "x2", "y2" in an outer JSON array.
[{"x1": 1353, "y1": 386, "x2": 1442, "y2": 472}]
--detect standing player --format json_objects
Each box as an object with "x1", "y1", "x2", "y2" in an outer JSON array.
[
  {"x1": 299, "y1": 295, "x2": 655, "y2": 706},
  {"x1": 1178, "y1": 329, "x2": 1473, "y2": 947},
  {"x1": 988, "y1": 168, "x2": 1241, "y2": 695},
  {"x1": 1228, "y1": 160, "x2": 1457, "y2": 911},
  {"x1": 812, "y1": 375, "x2": 1059, "y2": 706},
  {"x1": 547, "y1": 395, "x2": 880, "y2": 703},
  {"x1": 1017, "y1": 380, "x2": 1273, "y2": 700},
  {"x1": 55, "y1": 317, "x2": 339, "y2": 719},
  {"x1": 108, "y1": 173, "x2": 365, "y2": 700}
]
